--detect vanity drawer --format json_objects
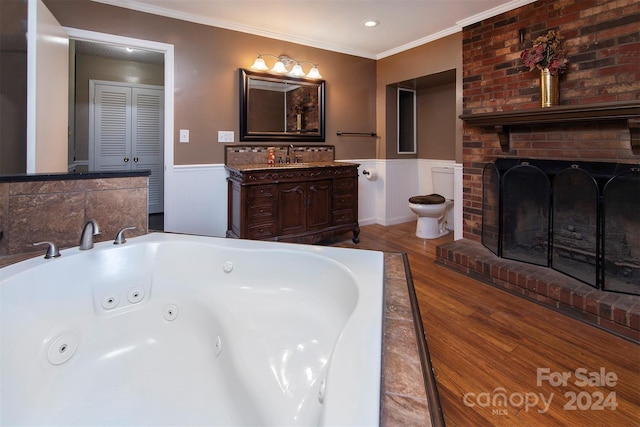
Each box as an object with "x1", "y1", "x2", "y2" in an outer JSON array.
[
  {"x1": 248, "y1": 185, "x2": 276, "y2": 199},
  {"x1": 333, "y1": 209, "x2": 354, "y2": 225},
  {"x1": 334, "y1": 178, "x2": 355, "y2": 193},
  {"x1": 248, "y1": 203, "x2": 275, "y2": 220},
  {"x1": 248, "y1": 222, "x2": 276, "y2": 239},
  {"x1": 333, "y1": 194, "x2": 354, "y2": 209}
]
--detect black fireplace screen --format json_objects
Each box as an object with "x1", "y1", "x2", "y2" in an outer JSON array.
[
  {"x1": 482, "y1": 163, "x2": 500, "y2": 256},
  {"x1": 603, "y1": 171, "x2": 640, "y2": 295},
  {"x1": 552, "y1": 167, "x2": 599, "y2": 286},
  {"x1": 482, "y1": 159, "x2": 639, "y2": 296},
  {"x1": 502, "y1": 164, "x2": 550, "y2": 267}
]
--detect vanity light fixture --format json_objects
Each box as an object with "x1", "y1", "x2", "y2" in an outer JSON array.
[
  {"x1": 250, "y1": 55, "x2": 269, "y2": 70},
  {"x1": 250, "y1": 54, "x2": 322, "y2": 79}
]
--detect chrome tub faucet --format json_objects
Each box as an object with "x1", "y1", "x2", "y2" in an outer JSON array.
[
  {"x1": 33, "y1": 241, "x2": 61, "y2": 259},
  {"x1": 79, "y1": 219, "x2": 100, "y2": 250}
]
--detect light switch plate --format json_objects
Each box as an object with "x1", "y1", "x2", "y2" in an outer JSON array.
[
  {"x1": 179, "y1": 129, "x2": 189, "y2": 143},
  {"x1": 218, "y1": 131, "x2": 234, "y2": 143}
]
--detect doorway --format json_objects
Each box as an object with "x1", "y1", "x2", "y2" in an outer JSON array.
[{"x1": 65, "y1": 28, "x2": 175, "y2": 230}]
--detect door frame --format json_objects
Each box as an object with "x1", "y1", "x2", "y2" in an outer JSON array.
[{"x1": 65, "y1": 27, "x2": 175, "y2": 229}]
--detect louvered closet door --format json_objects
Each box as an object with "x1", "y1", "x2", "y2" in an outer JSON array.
[
  {"x1": 92, "y1": 82, "x2": 164, "y2": 214},
  {"x1": 132, "y1": 87, "x2": 164, "y2": 214},
  {"x1": 94, "y1": 85, "x2": 132, "y2": 171}
]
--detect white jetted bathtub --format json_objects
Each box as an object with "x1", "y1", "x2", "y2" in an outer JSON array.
[{"x1": 1, "y1": 233, "x2": 384, "y2": 426}]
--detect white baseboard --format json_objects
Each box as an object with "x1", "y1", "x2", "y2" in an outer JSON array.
[{"x1": 381, "y1": 215, "x2": 416, "y2": 227}]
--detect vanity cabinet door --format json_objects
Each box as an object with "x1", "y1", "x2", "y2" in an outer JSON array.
[
  {"x1": 306, "y1": 180, "x2": 332, "y2": 230},
  {"x1": 278, "y1": 183, "x2": 306, "y2": 235},
  {"x1": 277, "y1": 180, "x2": 332, "y2": 235}
]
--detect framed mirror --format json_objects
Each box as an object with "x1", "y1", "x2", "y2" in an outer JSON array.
[{"x1": 239, "y1": 69, "x2": 325, "y2": 142}]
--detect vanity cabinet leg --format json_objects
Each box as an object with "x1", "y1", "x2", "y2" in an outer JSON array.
[{"x1": 352, "y1": 224, "x2": 360, "y2": 244}]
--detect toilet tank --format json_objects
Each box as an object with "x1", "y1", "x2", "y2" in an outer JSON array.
[{"x1": 432, "y1": 167, "x2": 454, "y2": 200}]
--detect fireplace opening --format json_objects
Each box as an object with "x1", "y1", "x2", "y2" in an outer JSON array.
[
  {"x1": 482, "y1": 159, "x2": 639, "y2": 296},
  {"x1": 603, "y1": 171, "x2": 640, "y2": 295},
  {"x1": 502, "y1": 164, "x2": 550, "y2": 266}
]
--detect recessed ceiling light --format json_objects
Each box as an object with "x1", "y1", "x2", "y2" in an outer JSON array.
[{"x1": 363, "y1": 20, "x2": 379, "y2": 27}]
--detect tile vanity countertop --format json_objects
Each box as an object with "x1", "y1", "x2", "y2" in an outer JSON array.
[
  {"x1": 0, "y1": 170, "x2": 150, "y2": 183},
  {"x1": 0, "y1": 249, "x2": 443, "y2": 426},
  {"x1": 381, "y1": 252, "x2": 444, "y2": 426},
  {"x1": 225, "y1": 161, "x2": 360, "y2": 172}
]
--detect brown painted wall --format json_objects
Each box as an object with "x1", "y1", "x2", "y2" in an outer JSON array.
[
  {"x1": 0, "y1": 52, "x2": 27, "y2": 174},
  {"x1": 376, "y1": 33, "x2": 463, "y2": 161},
  {"x1": 44, "y1": 0, "x2": 377, "y2": 163},
  {"x1": 418, "y1": 82, "x2": 456, "y2": 160},
  {"x1": 0, "y1": 0, "x2": 28, "y2": 174},
  {"x1": 461, "y1": 0, "x2": 640, "y2": 241}
]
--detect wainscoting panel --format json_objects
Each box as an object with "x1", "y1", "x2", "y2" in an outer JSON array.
[
  {"x1": 347, "y1": 159, "x2": 384, "y2": 226},
  {"x1": 383, "y1": 159, "x2": 418, "y2": 226},
  {"x1": 166, "y1": 164, "x2": 228, "y2": 237}
]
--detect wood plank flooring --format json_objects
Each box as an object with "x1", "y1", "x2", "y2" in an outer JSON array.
[{"x1": 326, "y1": 221, "x2": 639, "y2": 426}]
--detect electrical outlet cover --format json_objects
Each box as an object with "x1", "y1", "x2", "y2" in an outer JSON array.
[{"x1": 218, "y1": 131, "x2": 234, "y2": 143}]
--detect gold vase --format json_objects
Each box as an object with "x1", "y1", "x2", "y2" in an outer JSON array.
[{"x1": 540, "y1": 68, "x2": 559, "y2": 108}]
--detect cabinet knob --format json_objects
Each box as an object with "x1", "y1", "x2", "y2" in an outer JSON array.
[{"x1": 123, "y1": 157, "x2": 129, "y2": 162}]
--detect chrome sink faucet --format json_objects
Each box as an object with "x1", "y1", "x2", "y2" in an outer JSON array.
[
  {"x1": 286, "y1": 144, "x2": 294, "y2": 164},
  {"x1": 79, "y1": 219, "x2": 100, "y2": 250}
]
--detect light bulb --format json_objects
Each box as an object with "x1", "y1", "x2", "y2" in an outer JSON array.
[
  {"x1": 306, "y1": 66, "x2": 322, "y2": 79},
  {"x1": 251, "y1": 55, "x2": 268, "y2": 71},
  {"x1": 289, "y1": 64, "x2": 305, "y2": 77},
  {"x1": 272, "y1": 60, "x2": 287, "y2": 73}
]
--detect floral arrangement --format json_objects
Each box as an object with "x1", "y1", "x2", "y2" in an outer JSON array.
[{"x1": 520, "y1": 30, "x2": 569, "y2": 75}]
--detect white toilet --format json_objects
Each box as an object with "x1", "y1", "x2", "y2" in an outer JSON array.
[{"x1": 408, "y1": 167, "x2": 454, "y2": 239}]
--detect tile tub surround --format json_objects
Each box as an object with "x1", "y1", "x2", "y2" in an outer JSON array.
[
  {"x1": 436, "y1": 240, "x2": 640, "y2": 343},
  {"x1": 0, "y1": 172, "x2": 149, "y2": 257}
]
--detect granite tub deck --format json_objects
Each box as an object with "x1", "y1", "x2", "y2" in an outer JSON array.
[
  {"x1": 382, "y1": 253, "x2": 444, "y2": 426},
  {"x1": 0, "y1": 249, "x2": 443, "y2": 426}
]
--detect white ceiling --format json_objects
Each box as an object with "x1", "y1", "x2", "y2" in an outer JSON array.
[{"x1": 91, "y1": 0, "x2": 536, "y2": 59}]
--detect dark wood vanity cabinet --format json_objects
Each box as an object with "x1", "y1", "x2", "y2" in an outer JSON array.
[
  {"x1": 277, "y1": 180, "x2": 332, "y2": 235},
  {"x1": 226, "y1": 163, "x2": 360, "y2": 244}
]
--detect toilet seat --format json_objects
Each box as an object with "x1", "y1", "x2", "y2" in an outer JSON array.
[{"x1": 408, "y1": 194, "x2": 445, "y2": 204}]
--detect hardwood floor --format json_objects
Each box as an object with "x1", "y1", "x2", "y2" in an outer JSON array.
[{"x1": 326, "y1": 221, "x2": 639, "y2": 426}]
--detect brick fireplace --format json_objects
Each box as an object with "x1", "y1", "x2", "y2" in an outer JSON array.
[{"x1": 437, "y1": 0, "x2": 640, "y2": 342}]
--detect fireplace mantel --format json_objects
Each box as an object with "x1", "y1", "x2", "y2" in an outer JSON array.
[{"x1": 460, "y1": 101, "x2": 640, "y2": 154}]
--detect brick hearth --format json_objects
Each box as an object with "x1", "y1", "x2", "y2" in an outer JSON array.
[{"x1": 436, "y1": 239, "x2": 640, "y2": 343}]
